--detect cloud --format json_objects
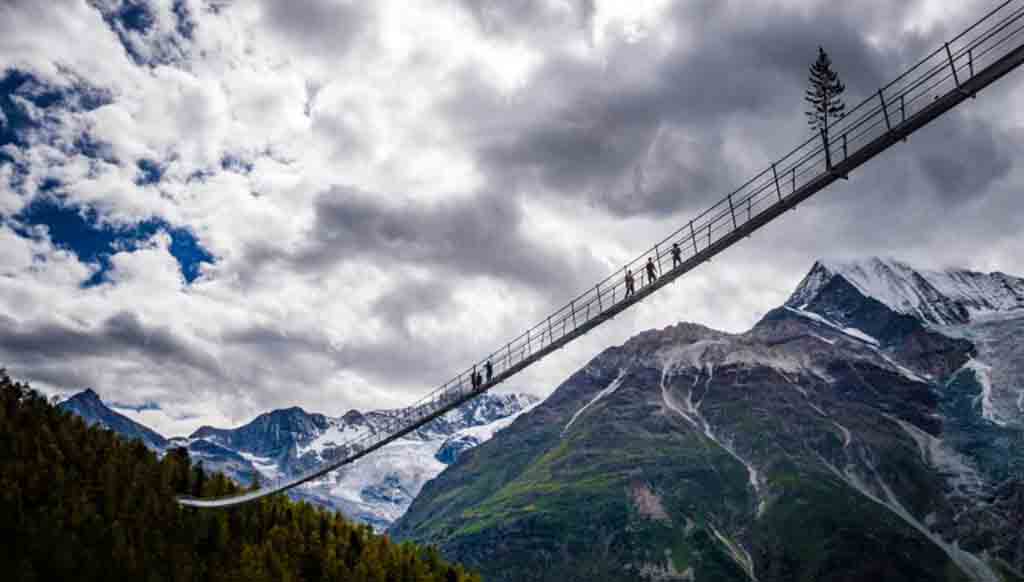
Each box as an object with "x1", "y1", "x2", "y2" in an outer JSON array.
[
  {"x1": 0, "y1": 0, "x2": 1021, "y2": 435},
  {"x1": 300, "y1": 185, "x2": 603, "y2": 293},
  {"x1": 0, "y1": 310, "x2": 222, "y2": 379},
  {"x1": 256, "y1": 0, "x2": 372, "y2": 63},
  {"x1": 914, "y1": 113, "x2": 1015, "y2": 204}
]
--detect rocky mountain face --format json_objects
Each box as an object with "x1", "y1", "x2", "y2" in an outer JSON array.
[
  {"x1": 61, "y1": 388, "x2": 537, "y2": 530},
  {"x1": 392, "y1": 258, "x2": 1024, "y2": 582},
  {"x1": 58, "y1": 388, "x2": 167, "y2": 451}
]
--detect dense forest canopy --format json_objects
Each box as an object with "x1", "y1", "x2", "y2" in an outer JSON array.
[{"x1": 0, "y1": 371, "x2": 481, "y2": 582}]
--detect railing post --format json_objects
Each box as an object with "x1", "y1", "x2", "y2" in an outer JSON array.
[
  {"x1": 820, "y1": 128, "x2": 832, "y2": 172},
  {"x1": 772, "y1": 163, "x2": 782, "y2": 201},
  {"x1": 747, "y1": 197, "x2": 752, "y2": 221},
  {"x1": 878, "y1": 89, "x2": 892, "y2": 135},
  {"x1": 728, "y1": 194, "x2": 737, "y2": 229},
  {"x1": 791, "y1": 167, "x2": 796, "y2": 193},
  {"x1": 506, "y1": 343, "x2": 511, "y2": 369},
  {"x1": 526, "y1": 329, "x2": 531, "y2": 355},
  {"x1": 842, "y1": 133, "x2": 848, "y2": 160},
  {"x1": 596, "y1": 283, "x2": 602, "y2": 311},
  {"x1": 899, "y1": 94, "x2": 908, "y2": 142},
  {"x1": 689, "y1": 220, "x2": 698, "y2": 254},
  {"x1": 945, "y1": 42, "x2": 961, "y2": 89},
  {"x1": 570, "y1": 300, "x2": 577, "y2": 329},
  {"x1": 707, "y1": 222, "x2": 712, "y2": 248}
]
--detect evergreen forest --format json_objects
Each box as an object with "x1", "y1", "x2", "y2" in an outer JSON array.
[{"x1": 0, "y1": 371, "x2": 481, "y2": 582}]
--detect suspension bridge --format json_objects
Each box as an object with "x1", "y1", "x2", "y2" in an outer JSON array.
[{"x1": 179, "y1": 0, "x2": 1024, "y2": 508}]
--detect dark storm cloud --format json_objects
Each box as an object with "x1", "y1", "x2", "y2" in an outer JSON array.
[
  {"x1": 334, "y1": 338, "x2": 460, "y2": 387},
  {"x1": 0, "y1": 311, "x2": 220, "y2": 375},
  {"x1": 219, "y1": 325, "x2": 349, "y2": 388},
  {"x1": 301, "y1": 186, "x2": 605, "y2": 295},
  {"x1": 223, "y1": 316, "x2": 460, "y2": 388},
  {"x1": 448, "y1": 0, "x2": 983, "y2": 219},
  {"x1": 258, "y1": 0, "x2": 371, "y2": 60},
  {"x1": 222, "y1": 184, "x2": 611, "y2": 387},
  {"x1": 371, "y1": 277, "x2": 456, "y2": 336},
  {"x1": 458, "y1": 0, "x2": 592, "y2": 41},
  {"x1": 915, "y1": 113, "x2": 1015, "y2": 204}
]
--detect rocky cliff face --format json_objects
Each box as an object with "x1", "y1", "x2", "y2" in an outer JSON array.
[{"x1": 392, "y1": 258, "x2": 1024, "y2": 582}]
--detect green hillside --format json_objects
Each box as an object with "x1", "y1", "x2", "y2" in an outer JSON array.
[{"x1": 0, "y1": 371, "x2": 480, "y2": 582}]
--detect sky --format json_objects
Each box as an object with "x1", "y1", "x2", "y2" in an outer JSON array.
[{"x1": 1, "y1": 0, "x2": 1022, "y2": 437}]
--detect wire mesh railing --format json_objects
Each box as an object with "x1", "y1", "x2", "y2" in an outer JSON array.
[{"x1": 179, "y1": 0, "x2": 1024, "y2": 507}]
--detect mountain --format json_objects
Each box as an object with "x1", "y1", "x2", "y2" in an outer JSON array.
[
  {"x1": 392, "y1": 257, "x2": 1024, "y2": 582},
  {"x1": 58, "y1": 388, "x2": 167, "y2": 450},
  {"x1": 60, "y1": 387, "x2": 537, "y2": 530},
  {"x1": 192, "y1": 406, "x2": 332, "y2": 458},
  {"x1": 220, "y1": 393, "x2": 540, "y2": 530},
  {"x1": 789, "y1": 257, "x2": 1024, "y2": 326}
]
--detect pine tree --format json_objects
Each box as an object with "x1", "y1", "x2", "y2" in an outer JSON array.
[{"x1": 805, "y1": 46, "x2": 846, "y2": 140}]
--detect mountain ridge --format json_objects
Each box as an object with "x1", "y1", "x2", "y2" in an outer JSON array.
[
  {"x1": 393, "y1": 257, "x2": 1024, "y2": 582},
  {"x1": 60, "y1": 387, "x2": 537, "y2": 530},
  {"x1": 58, "y1": 388, "x2": 168, "y2": 451}
]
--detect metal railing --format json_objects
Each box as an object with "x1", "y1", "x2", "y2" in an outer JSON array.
[{"x1": 179, "y1": 0, "x2": 1024, "y2": 508}]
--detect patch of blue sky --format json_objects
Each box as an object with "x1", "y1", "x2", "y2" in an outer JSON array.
[
  {"x1": 12, "y1": 197, "x2": 214, "y2": 287},
  {"x1": 1, "y1": 69, "x2": 113, "y2": 159}
]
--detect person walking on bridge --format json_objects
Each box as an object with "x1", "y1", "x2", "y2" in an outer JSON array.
[
  {"x1": 671, "y1": 242, "x2": 682, "y2": 269},
  {"x1": 646, "y1": 257, "x2": 658, "y2": 285},
  {"x1": 625, "y1": 268, "x2": 636, "y2": 298},
  {"x1": 485, "y1": 360, "x2": 493, "y2": 384}
]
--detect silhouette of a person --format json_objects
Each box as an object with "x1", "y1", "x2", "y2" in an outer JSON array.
[
  {"x1": 671, "y1": 242, "x2": 682, "y2": 269},
  {"x1": 625, "y1": 268, "x2": 636, "y2": 298},
  {"x1": 646, "y1": 257, "x2": 658, "y2": 285},
  {"x1": 485, "y1": 360, "x2": 493, "y2": 383}
]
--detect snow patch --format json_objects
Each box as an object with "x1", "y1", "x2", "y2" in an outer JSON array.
[
  {"x1": 660, "y1": 357, "x2": 766, "y2": 518},
  {"x1": 239, "y1": 451, "x2": 284, "y2": 481},
  {"x1": 832, "y1": 421, "x2": 852, "y2": 448},
  {"x1": 808, "y1": 332, "x2": 836, "y2": 345},
  {"x1": 784, "y1": 306, "x2": 879, "y2": 346},
  {"x1": 709, "y1": 523, "x2": 758, "y2": 581},
  {"x1": 795, "y1": 257, "x2": 1024, "y2": 326},
  {"x1": 818, "y1": 448, "x2": 998, "y2": 582},
  {"x1": 886, "y1": 415, "x2": 983, "y2": 497},
  {"x1": 562, "y1": 369, "x2": 627, "y2": 436},
  {"x1": 457, "y1": 399, "x2": 541, "y2": 442},
  {"x1": 872, "y1": 349, "x2": 930, "y2": 384},
  {"x1": 961, "y1": 360, "x2": 1006, "y2": 427},
  {"x1": 297, "y1": 419, "x2": 373, "y2": 458}
]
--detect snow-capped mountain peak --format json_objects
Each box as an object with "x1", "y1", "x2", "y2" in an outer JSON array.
[
  {"x1": 58, "y1": 388, "x2": 167, "y2": 451},
  {"x1": 787, "y1": 257, "x2": 1024, "y2": 326},
  {"x1": 60, "y1": 387, "x2": 539, "y2": 531}
]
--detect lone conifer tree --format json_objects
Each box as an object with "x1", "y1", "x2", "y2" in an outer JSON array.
[{"x1": 805, "y1": 46, "x2": 846, "y2": 140}]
